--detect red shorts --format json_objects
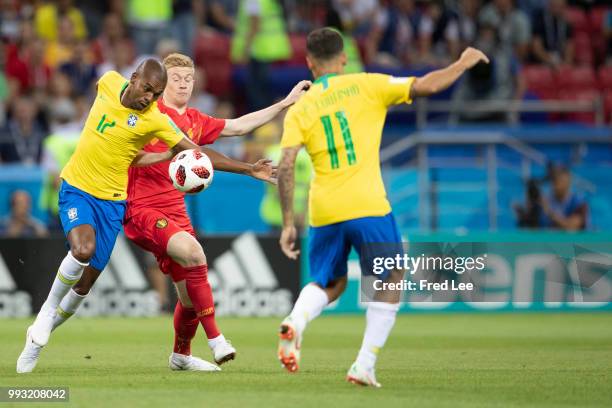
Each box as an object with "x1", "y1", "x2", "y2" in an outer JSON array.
[{"x1": 124, "y1": 208, "x2": 196, "y2": 282}]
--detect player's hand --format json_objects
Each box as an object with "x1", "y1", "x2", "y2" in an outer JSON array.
[
  {"x1": 459, "y1": 47, "x2": 489, "y2": 70},
  {"x1": 280, "y1": 225, "x2": 300, "y2": 259},
  {"x1": 282, "y1": 80, "x2": 312, "y2": 107},
  {"x1": 248, "y1": 159, "x2": 278, "y2": 184}
]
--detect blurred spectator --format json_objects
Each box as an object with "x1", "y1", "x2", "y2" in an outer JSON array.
[
  {"x1": 77, "y1": 0, "x2": 123, "y2": 38},
  {"x1": 325, "y1": 7, "x2": 363, "y2": 73},
  {"x1": 479, "y1": 0, "x2": 531, "y2": 61},
  {"x1": 366, "y1": 0, "x2": 418, "y2": 67},
  {"x1": 48, "y1": 71, "x2": 73, "y2": 100},
  {"x1": 155, "y1": 38, "x2": 180, "y2": 61},
  {"x1": 211, "y1": 99, "x2": 244, "y2": 158},
  {"x1": 605, "y1": 9, "x2": 612, "y2": 65},
  {"x1": 540, "y1": 165, "x2": 588, "y2": 230},
  {"x1": 451, "y1": 22, "x2": 526, "y2": 122},
  {"x1": 207, "y1": 0, "x2": 240, "y2": 33},
  {"x1": 530, "y1": 0, "x2": 573, "y2": 67},
  {"x1": 244, "y1": 116, "x2": 281, "y2": 162},
  {"x1": 190, "y1": 67, "x2": 218, "y2": 115},
  {"x1": 27, "y1": 38, "x2": 53, "y2": 98},
  {"x1": 91, "y1": 13, "x2": 133, "y2": 65},
  {"x1": 258, "y1": 116, "x2": 311, "y2": 231},
  {"x1": 4, "y1": 21, "x2": 38, "y2": 94},
  {"x1": 97, "y1": 40, "x2": 136, "y2": 79},
  {"x1": 125, "y1": 37, "x2": 180, "y2": 75},
  {"x1": 332, "y1": 0, "x2": 378, "y2": 35},
  {"x1": 515, "y1": 165, "x2": 588, "y2": 230},
  {"x1": 170, "y1": 0, "x2": 203, "y2": 54},
  {"x1": 34, "y1": 0, "x2": 87, "y2": 41},
  {"x1": 418, "y1": 0, "x2": 461, "y2": 66},
  {"x1": 126, "y1": 0, "x2": 173, "y2": 56},
  {"x1": 0, "y1": 190, "x2": 48, "y2": 237},
  {"x1": 44, "y1": 15, "x2": 80, "y2": 68},
  {"x1": 0, "y1": 41, "x2": 9, "y2": 126},
  {"x1": 58, "y1": 40, "x2": 97, "y2": 98},
  {"x1": 456, "y1": 0, "x2": 481, "y2": 49},
  {"x1": 0, "y1": 94, "x2": 47, "y2": 164},
  {"x1": 516, "y1": 0, "x2": 545, "y2": 17},
  {"x1": 285, "y1": 0, "x2": 321, "y2": 34},
  {"x1": 0, "y1": 0, "x2": 26, "y2": 41},
  {"x1": 40, "y1": 98, "x2": 79, "y2": 230},
  {"x1": 231, "y1": 0, "x2": 292, "y2": 110}
]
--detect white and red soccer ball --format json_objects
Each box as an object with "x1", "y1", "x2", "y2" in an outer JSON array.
[{"x1": 169, "y1": 149, "x2": 214, "y2": 194}]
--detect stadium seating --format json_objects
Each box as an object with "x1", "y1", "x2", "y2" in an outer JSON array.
[
  {"x1": 589, "y1": 6, "x2": 607, "y2": 34},
  {"x1": 605, "y1": 91, "x2": 612, "y2": 123},
  {"x1": 599, "y1": 66, "x2": 612, "y2": 90},
  {"x1": 566, "y1": 7, "x2": 589, "y2": 35},
  {"x1": 522, "y1": 65, "x2": 556, "y2": 99},
  {"x1": 193, "y1": 32, "x2": 233, "y2": 96},
  {"x1": 558, "y1": 89, "x2": 599, "y2": 124},
  {"x1": 556, "y1": 65, "x2": 597, "y2": 90},
  {"x1": 573, "y1": 33, "x2": 594, "y2": 66},
  {"x1": 287, "y1": 34, "x2": 307, "y2": 66}
]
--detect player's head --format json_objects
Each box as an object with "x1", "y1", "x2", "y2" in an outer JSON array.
[
  {"x1": 125, "y1": 58, "x2": 167, "y2": 111},
  {"x1": 305, "y1": 27, "x2": 347, "y2": 77},
  {"x1": 162, "y1": 53, "x2": 195, "y2": 107}
]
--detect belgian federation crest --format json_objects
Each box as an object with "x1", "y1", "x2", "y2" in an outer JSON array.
[{"x1": 127, "y1": 113, "x2": 138, "y2": 128}]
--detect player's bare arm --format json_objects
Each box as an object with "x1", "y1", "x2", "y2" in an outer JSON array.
[
  {"x1": 278, "y1": 146, "x2": 301, "y2": 260},
  {"x1": 221, "y1": 80, "x2": 312, "y2": 136},
  {"x1": 410, "y1": 47, "x2": 489, "y2": 98},
  {"x1": 172, "y1": 136, "x2": 277, "y2": 184},
  {"x1": 131, "y1": 150, "x2": 174, "y2": 167}
]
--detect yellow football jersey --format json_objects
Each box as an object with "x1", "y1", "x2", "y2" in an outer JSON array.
[
  {"x1": 61, "y1": 71, "x2": 184, "y2": 201},
  {"x1": 281, "y1": 73, "x2": 415, "y2": 227}
]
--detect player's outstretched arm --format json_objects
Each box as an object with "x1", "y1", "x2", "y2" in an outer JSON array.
[
  {"x1": 278, "y1": 146, "x2": 301, "y2": 260},
  {"x1": 131, "y1": 150, "x2": 174, "y2": 167},
  {"x1": 410, "y1": 47, "x2": 489, "y2": 98},
  {"x1": 220, "y1": 80, "x2": 312, "y2": 136},
  {"x1": 171, "y1": 136, "x2": 278, "y2": 183}
]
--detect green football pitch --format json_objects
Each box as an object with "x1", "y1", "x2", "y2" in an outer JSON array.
[{"x1": 1, "y1": 313, "x2": 611, "y2": 408}]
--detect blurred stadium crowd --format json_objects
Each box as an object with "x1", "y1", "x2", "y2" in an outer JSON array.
[{"x1": 0, "y1": 0, "x2": 610, "y2": 236}]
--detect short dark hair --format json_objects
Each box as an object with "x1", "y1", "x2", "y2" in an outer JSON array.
[{"x1": 306, "y1": 27, "x2": 344, "y2": 61}]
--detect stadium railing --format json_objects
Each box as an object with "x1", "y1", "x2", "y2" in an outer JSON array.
[{"x1": 381, "y1": 126, "x2": 610, "y2": 232}]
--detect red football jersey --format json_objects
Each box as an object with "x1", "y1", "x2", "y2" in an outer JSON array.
[{"x1": 126, "y1": 97, "x2": 225, "y2": 218}]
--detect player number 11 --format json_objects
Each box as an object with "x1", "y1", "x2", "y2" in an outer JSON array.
[{"x1": 320, "y1": 111, "x2": 357, "y2": 169}]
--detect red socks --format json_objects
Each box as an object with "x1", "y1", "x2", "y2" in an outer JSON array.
[
  {"x1": 183, "y1": 264, "x2": 220, "y2": 340},
  {"x1": 173, "y1": 301, "x2": 198, "y2": 355}
]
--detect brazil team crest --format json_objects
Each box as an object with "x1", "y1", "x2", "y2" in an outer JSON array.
[
  {"x1": 156, "y1": 218, "x2": 168, "y2": 229},
  {"x1": 127, "y1": 113, "x2": 138, "y2": 128}
]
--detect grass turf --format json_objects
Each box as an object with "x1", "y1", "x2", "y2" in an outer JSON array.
[{"x1": 1, "y1": 313, "x2": 611, "y2": 408}]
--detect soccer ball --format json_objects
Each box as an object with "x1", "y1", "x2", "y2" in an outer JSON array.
[{"x1": 169, "y1": 149, "x2": 214, "y2": 194}]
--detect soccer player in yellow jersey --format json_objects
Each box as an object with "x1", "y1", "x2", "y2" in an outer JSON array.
[
  {"x1": 17, "y1": 59, "x2": 276, "y2": 373},
  {"x1": 276, "y1": 28, "x2": 489, "y2": 386}
]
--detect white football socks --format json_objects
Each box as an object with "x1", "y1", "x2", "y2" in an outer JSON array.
[
  {"x1": 52, "y1": 289, "x2": 88, "y2": 330},
  {"x1": 356, "y1": 302, "x2": 400, "y2": 371},
  {"x1": 208, "y1": 334, "x2": 226, "y2": 350},
  {"x1": 41, "y1": 251, "x2": 88, "y2": 314},
  {"x1": 289, "y1": 283, "x2": 329, "y2": 334}
]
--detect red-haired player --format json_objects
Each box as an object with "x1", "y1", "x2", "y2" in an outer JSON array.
[{"x1": 124, "y1": 53, "x2": 310, "y2": 371}]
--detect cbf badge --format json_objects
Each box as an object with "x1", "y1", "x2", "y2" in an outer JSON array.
[
  {"x1": 156, "y1": 218, "x2": 168, "y2": 229},
  {"x1": 127, "y1": 113, "x2": 138, "y2": 128},
  {"x1": 68, "y1": 208, "x2": 78, "y2": 222}
]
